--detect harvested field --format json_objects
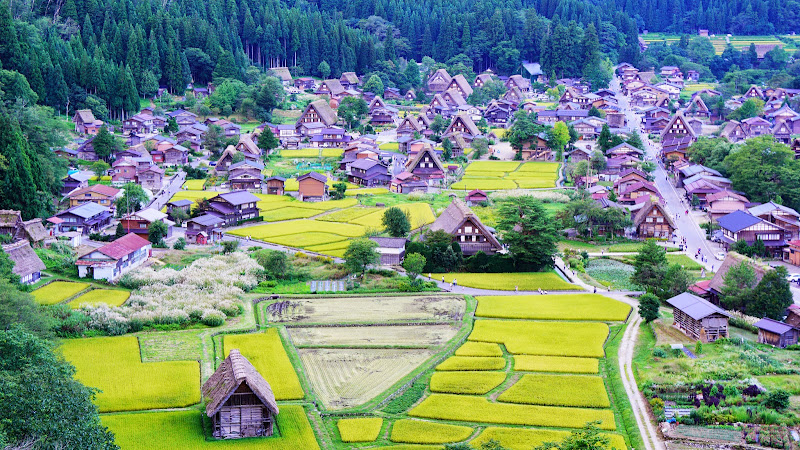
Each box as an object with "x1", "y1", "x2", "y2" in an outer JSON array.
[
  {"x1": 454, "y1": 342, "x2": 503, "y2": 357},
  {"x1": 497, "y1": 373, "x2": 610, "y2": 408},
  {"x1": 102, "y1": 405, "x2": 320, "y2": 450},
  {"x1": 433, "y1": 272, "x2": 576, "y2": 291},
  {"x1": 475, "y1": 294, "x2": 630, "y2": 321},
  {"x1": 288, "y1": 324, "x2": 459, "y2": 347},
  {"x1": 430, "y1": 371, "x2": 506, "y2": 394},
  {"x1": 390, "y1": 419, "x2": 473, "y2": 444},
  {"x1": 32, "y1": 281, "x2": 90, "y2": 305},
  {"x1": 60, "y1": 336, "x2": 200, "y2": 412},
  {"x1": 224, "y1": 329, "x2": 304, "y2": 400},
  {"x1": 268, "y1": 295, "x2": 465, "y2": 324},
  {"x1": 436, "y1": 356, "x2": 506, "y2": 371},
  {"x1": 471, "y1": 427, "x2": 627, "y2": 450},
  {"x1": 68, "y1": 289, "x2": 130, "y2": 308},
  {"x1": 299, "y1": 348, "x2": 436, "y2": 409},
  {"x1": 513, "y1": 355, "x2": 599, "y2": 374},
  {"x1": 337, "y1": 417, "x2": 383, "y2": 442},
  {"x1": 409, "y1": 394, "x2": 617, "y2": 430},
  {"x1": 469, "y1": 320, "x2": 609, "y2": 357}
]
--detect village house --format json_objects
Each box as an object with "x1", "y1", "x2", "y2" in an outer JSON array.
[
  {"x1": 73, "y1": 109, "x2": 104, "y2": 135},
  {"x1": 315, "y1": 79, "x2": 349, "y2": 100},
  {"x1": 505, "y1": 75, "x2": 531, "y2": 93},
  {"x1": 569, "y1": 146, "x2": 592, "y2": 163},
  {"x1": 537, "y1": 109, "x2": 588, "y2": 125},
  {"x1": 520, "y1": 132, "x2": 551, "y2": 161},
  {"x1": 68, "y1": 184, "x2": 121, "y2": 209},
  {"x1": 269, "y1": 67, "x2": 293, "y2": 85},
  {"x1": 294, "y1": 77, "x2": 315, "y2": 90},
  {"x1": 296, "y1": 99, "x2": 338, "y2": 131},
  {"x1": 666, "y1": 292, "x2": 729, "y2": 343},
  {"x1": 447, "y1": 74, "x2": 474, "y2": 98},
  {"x1": 339, "y1": 72, "x2": 360, "y2": 90},
  {"x1": 202, "y1": 349, "x2": 278, "y2": 439},
  {"x1": 369, "y1": 237, "x2": 408, "y2": 265},
  {"x1": 175, "y1": 124, "x2": 207, "y2": 152},
  {"x1": 61, "y1": 172, "x2": 92, "y2": 196},
  {"x1": 119, "y1": 208, "x2": 173, "y2": 239},
  {"x1": 787, "y1": 304, "x2": 800, "y2": 328},
  {"x1": 754, "y1": 318, "x2": 799, "y2": 348},
  {"x1": 138, "y1": 165, "x2": 165, "y2": 191},
  {"x1": 111, "y1": 158, "x2": 138, "y2": 184},
  {"x1": 685, "y1": 95, "x2": 711, "y2": 119},
  {"x1": 443, "y1": 114, "x2": 481, "y2": 144},
  {"x1": 474, "y1": 73, "x2": 495, "y2": 88},
  {"x1": 167, "y1": 109, "x2": 199, "y2": 127},
  {"x1": 76, "y1": 233, "x2": 151, "y2": 281},
  {"x1": 185, "y1": 214, "x2": 225, "y2": 244},
  {"x1": 706, "y1": 191, "x2": 749, "y2": 222},
  {"x1": 405, "y1": 145, "x2": 445, "y2": 186},
  {"x1": 264, "y1": 176, "x2": 286, "y2": 196},
  {"x1": 297, "y1": 172, "x2": 328, "y2": 202},
  {"x1": 720, "y1": 121, "x2": 749, "y2": 143},
  {"x1": 0, "y1": 211, "x2": 48, "y2": 247},
  {"x1": 200, "y1": 191, "x2": 261, "y2": 226},
  {"x1": 347, "y1": 158, "x2": 390, "y2": 187},
  {"x1": 50, "y1": 203, "x2": 113, "y2": 235},
  {"x1": 390, "y1": 171, "x2": 429, "y2": 194},
  {"x1": 633, "y1": 200, "x2": 674, "y2": 238},
  {"x1": 748, "y1": 201, "x2": 800, "y2": 241},
  {"x1": 228, "y1": 160, "x2": 265, "y2": 191},
  {"x1": 396, "y1": 116, "x2": 427, "y2": 138},
  {"x1": 122, "y1": 112, "x2": 159, "y2": 135},
  {"x1": 606, "y1": 143, "x2": 643, "y2": 159},
  {"x1": 310, "y1": 128, "x2": 351, "y2": 148},
  {"x1": 427, "y1": 69, "x2": 453, "y2": 93},
  {"x1": 483, "y1": 100, "x2": 516, "y2": 125},
  {"x1": 717, "y1": 210, "x2": 787, "y2": 257},
  {"x1": 205, "y1": 118, "x2": 242, "y2": 137},
  {"x1": 613, "y1": 169, "x2": 650, "y2": 193},
  {"x1": 465, "y1": 189, "x2": 489, "y2": 206},
  {"x1": 743, "y1": 85, "x2": 764, "y2": 100},
  {"x1": 617, "y1": 181, "x2": 660, "y2": 204},
  {"x1": 428, "y1": 198, "x2": 503, "y2": 256},
  {"x1": 163, "y1": 143, "x2": 189, "y2": 166},
  {"x1": 2, "y1": 240, "x2": 45, "y2": 284},
  {"x1": 166, "y1": 199, "x2": 193, "y2": 222},
  {"x1": 604, "y1": 155, "x2": 642, "y2": 176}
]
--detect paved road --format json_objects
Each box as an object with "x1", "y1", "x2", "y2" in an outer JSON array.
[{"x1": 148, "y1": 171, "x2": 186, "y2": 211}]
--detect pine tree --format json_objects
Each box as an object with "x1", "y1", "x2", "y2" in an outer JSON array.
[{"x1": 0, "y1": 0, "x2": 21, "y2": 71}]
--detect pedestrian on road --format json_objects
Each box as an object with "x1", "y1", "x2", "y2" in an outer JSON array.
[
  {"x1": 449, "y1": 282, "x2": 453, "y2": 290},
  {"x1": 428, "y1": 273, "x2": 432, "y2": 279},
  {"x1": 442, "y1": 276, "x2": 445, "y2": 283},
  {"x1": 515, "y1": 285, "x2": 518, "y2": 293},
  {"x1": 593, "y1": 287, "x2": 597, "y2": 293}
]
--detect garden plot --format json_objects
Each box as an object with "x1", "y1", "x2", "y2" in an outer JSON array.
[
  {"x1": 299, "y1": 348, "x2": 436, "y2": 409},
  {"x1": 60, "y1": 336, "x2": 200, "y2": 412},
  {"x1": 102, "y1": 406, "x2": 320, "y2": 450},
  {"x1": 67, "y1": 289, "x2": 130, "y2": 308},
  {"x1": 224, "y1": 329, "x2": 304, "y2": 400},
  {"x1": 288, "y1": 324, "x2": 460, "y2": 347},
  {"x1": 497, "y1": 373, "x2": 610, "y2": 408},
  {"x1": 32, "y1": 281, "x2": 90, "y2": 305},
  {"x1": 476, "y1": 294, "x2": 630, "y2": 321},
  {"x1": 472, "y1": 427, "x2": 627, "y2": 450},
  {"x1": 266, "y1": 295, "x2": 466, "y2": 324},
  {"x1": 469, "y1": 320, "x2": 609, "y2": 357},
  {"x1": 434, "y1": 272, "x2": 577, "y2": 291}
]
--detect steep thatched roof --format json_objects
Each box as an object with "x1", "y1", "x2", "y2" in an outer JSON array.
[
  {"x1": 708, "y1": 251, "x2": 771, "y2": 293},
  {"x1": 299, "y1": 99, "x2": 338, "y2": 127},
  {"x1": 22, "y1": 219, "x2": 48, "y2": 243},
  {"x1": 428, "y1": 198, "x2": 502, "y2": 249},
  {"x1": 2, "y1": 240, "x2": 45, "y2": 278},
  {"x1": 202, "y1": 349, "x2": 278, "y2": 418}
]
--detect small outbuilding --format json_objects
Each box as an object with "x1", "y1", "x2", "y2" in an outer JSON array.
[
  {"x1": 297, "y1": 172, "x2": 328, "y2": 202},
  {"x1": 369, "y1": 237, "x2": 408, "y2": 265},
  {"x1": 665, "y1": 292, "x2": 730, "y2": 343},
  {"x1": 465, "y1": 189, "x2": 489, "y2": 206},
  {"x1": 754, "y1": 317, "x2": 799, "y2": 348},
  {"x1": 202, "y1": 349, "x2": 278, "y2": 439}
]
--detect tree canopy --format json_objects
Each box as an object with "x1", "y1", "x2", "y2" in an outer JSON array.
[{"x1": 496, "y1": 197, "x2": 559, "y2": 271}]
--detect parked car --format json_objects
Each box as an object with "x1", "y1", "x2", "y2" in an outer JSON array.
[
  {"x1": 714, "y1": 251, "x2": 726, "y2": 261},
  {"x1": 786, "y1": 273, "x2": 800, "y2": 283}
]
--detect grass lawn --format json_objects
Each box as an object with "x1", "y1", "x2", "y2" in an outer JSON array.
[
  {"x1": 224, "y1": 329, "x2": 304, "y2": 400},
  {"x1": 32, "y1": 281, "x2": 91, "y2": 305},
  {"x1": 469, "y1": 320, "x2": 609, "y2": 357},
  {"x1": 433, "y1": 272, "x2": 577, "y2": 291},
  {"x1": 102, "y1": 406, "x2": 320, "y2": 449},
  {"x1": 60, "y1": 336, "x2": 200, "y2": 412},
  {"x1": 475, "y1": 294, "x2": 630, "y2": 321},
  {"x1": 67, "y1": 289, "x2": 130, "y2": 309}
]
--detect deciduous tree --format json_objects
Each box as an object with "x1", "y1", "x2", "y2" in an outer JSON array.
[
  {"x1": 344, "y1": 238, "x2": 379, "y2": 276},
  {"x1": 382, "y1": 207, "x2": 411, "y2": 237},
  {"x1": 496, "y1": 197, "x2": 559, "y2": 271}
]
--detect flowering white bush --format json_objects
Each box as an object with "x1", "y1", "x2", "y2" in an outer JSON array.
[
  {"x1": 490, "y1": 189, "x2": 570, "y2": 202},
  {"x1": 89, "y1": 253, "x2": 261, "y2": 329}
]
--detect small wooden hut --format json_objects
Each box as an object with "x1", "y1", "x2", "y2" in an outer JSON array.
[
  {"x1": 202, "y1": 349, "x2": 278, "y2": 439},
  {"x1": 754, "y1": 318, "x2": 799, "y2": 348},
  {"x1": 665, "y1": 292, "x2": 730, "y2": 343}
]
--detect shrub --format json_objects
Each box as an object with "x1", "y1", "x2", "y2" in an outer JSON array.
[
  {"x1": 200, "y1": 310, "x2": 225, "y2": 327},
  {"x1": 173, "y1": 238, "x2": 186, "y2": 250},
  {"x1": 764, "y1": 390, "x2": 790, "y2": 410},
  {"x1": 649, "y1": 397, "x2": 665, "y2": 411},
  {"x1": 383, "y1": 380, "x2": 427, "y2": 414}
]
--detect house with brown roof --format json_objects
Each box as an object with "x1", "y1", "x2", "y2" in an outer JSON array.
[
  {"x1": 613, "y1": 169, "x2": 650, "y2": 194},
  {"x1": 427, "y1": 69, "x2": 453, "y2": 93},
  {"x1": 446, "y1": 74, "x2": 473, "y2": 98},
  {"x1": 2, "y1": 240, "x2": 45, "y2": 284},
  {"x1": 297, "y1": 172, "x2": 328, "y2": 202},
  {"x1": 474, "y1": 73, "x2": 495, "y2": 88},
  {"x1": 666, "y1": 292, "x2": 730, "y2": 342},
  {"x1": 748, "y1": 201, "x2": 800, "y2": 241},
  {"x1": 706, "y1": 191, "x2": 748, "y2": 222},
  {"x1": 505, "y1": 75, "x2": 530, "y2": 93},
  {"x1": 73, "y1": 109, "x2": 104, "y2": 135},
  {"x1": 754, "y1": 318, "x2": 798, "y2": 348},
  {"x1": 720, "y1": 120, "x2": 749, "y2": 143},
  {"x1": 76, "y1": 232, "x2": 151, "y2": 281},
  {"x1": 405, "y1": 145, "x2": 445, "y2": 185},
  {"x1": 202, "y1": 349, "x2": 278, "y2": 439},
  {"x1": 264, "y1": 176, "x2": 285, "y2": 196},
  {"x1": 228, "y1": 160, "x2": 265, "y2": 191},
  {"x1": 428, "y1": 198, "x2": 503, "y2": 255},
  {"x1": 339, "y1": 72, "x2": 360, "y2": 89},
  {"x1": 296, "y1": 99, "x2": 338, "y2": 132},
  {"x1": 465, "y1": 189, "x2": 489, "y2": 206},
  {"x1": 617, "y1": 181, "x2": 660, "y2": 204},
  {"x1": 633, "y1": 200, "x2": 674, "y2": 238},
  {"x1": 269, "y1": 67, "x2": 293, "y2": 85},
  {"x1": 68, "y1": 184, "x2": 121, "y2": 209},
  {"x1": 685, "y1": 95, "x2": 711, "y2": 119},
  {"x1": 443, "y1": 115, "x2": 481, "y2": 142},
  {"x1": 707, "y1": 252, "x2": 771, "y2": 304},
  {"x1": 397, "y1": 116, "x2": 426, "y2": 138},
  {"x1": 315, "y1": 79, "x2": 348, "y2": 99},
  {"x1": 520, "y1": 132, "x2": 551, "y2": 161}
]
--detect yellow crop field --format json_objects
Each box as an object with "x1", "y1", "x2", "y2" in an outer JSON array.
[
  {"x1": 466, "y1": 161, "x2": 521, "y2": 172},
  {"x1": 469, "y1": 320, "x2": 609, "y2": 357},
  {"x1": 230, "y1": 219, "x2": 365, "y2": 239},
  {"x1": 513, "y1": 355, "x2": 600, "y2": 374},
  {"x1": 320, "y1": 148, "x2": 344, "y2": 157},
  {"x1": 498, "y1": 373, "x2": 610, "y2": 408},
  {"x1": 475, "y1": 294, "x2": 630, "y2": 321},
  {"x1": 472, "y1": 427, "x2": 627, "y2": 450},
  {"x1": 430, "y1": 371, "x2": 506, "y2": 394},
  {"x1": 261, "y1": 206, "x2": 321, "y2": 221},
  {"x1": 60, "y1": 336, "x2": 200, "y2": 412},
  {"x1": 451, "y1": 178, "x2": 518, "y2": 190},
  {"x1": 280, "y1": 148, "x2": 322, "y2": 158},
  {"x1": 434, "y1": 272, "x2": 576, "y2": 291},
  {"x1": 182, "y1": 179, "x2": 206, "y2": 190},
  {"x1": 32, "y1": 281, "x2": 90, "y2": 305},
  {"x1": 318, "y1": 206, "x2": 380, "y2": 222},
  {"x1": 289, "y1": 198, "x2": 359, "y2": 211},
  {"x1": 68, "y1": 289, "x2": 130, "y2": 309},
  {"x1": 267, "y1": 232, "x2": 349, "y2": 247},
  {"x1": 337, "y1": 417, "x2": 383, "y2": 442},
  {"x1": 409, "y1": 394, "x2": 617, "y2": 430},
  {"x1": 346, "y1": 187, "x2": 391, "y2": 196},
  {"x1": 436, "y1": 356, "x2": 505, "y2": 371},
  {"x1": 454, "y1": 342, "x2": 503, "y2": 357},
  {"x1": 224, "y1": 329, "x2": 304, "y2": 400},
  {"x1": 351, "y1": 203, "x2": 436, "y2": 229},
  {"x1": 390, "y1": 419, "x2": 473, "y2": 444}
]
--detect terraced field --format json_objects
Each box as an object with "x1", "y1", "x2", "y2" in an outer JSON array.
[{"x1": 452, "y1": 161, "x2": 560, "y2": 190}]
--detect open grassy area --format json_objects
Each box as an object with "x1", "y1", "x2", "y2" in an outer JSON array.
[
  {"x1": 224, "y1": 329, "x2": 305, "y2": 400},
  {"x1": 60, "y1": 336, "x2": 200, "y2": 412},
  {"x1": 475, "y1": 294, "x2": 630, "y2": 321},
  {"x1": 67, "y1": 289, "x2": 130, "y2": 309},
  {"x1": 337, "y1": 417, "x2": 383, "y2": 442},
  {"x1": 433, "y1": 272, "x2": 577, "y2": 291},
  {"x1": 469, "y1": 320, "x2": 609, "y2": 357},
  {"x1": 497, "y1": 373, "x2": 610, "y2": 408},
  {"x1": 32, "y1": 281, "x2": 90, "y2": 305},
  {"x1": 102, "y1": 405, "x2": 320, "y2": 449}
]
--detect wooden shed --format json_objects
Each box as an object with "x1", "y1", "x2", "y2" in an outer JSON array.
[
  {"x1": 202, "y1": 349, "x2": 278, "y2": 439},
  {"x1": 754, "y1": 317, "x2": 799, "y2": 348},
  {"x1": 297, "y1": 172, "x2": 328, "y2": 202},
  {"x1": 665, "y1": 292, "x2": 730, "y2": 343}
]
